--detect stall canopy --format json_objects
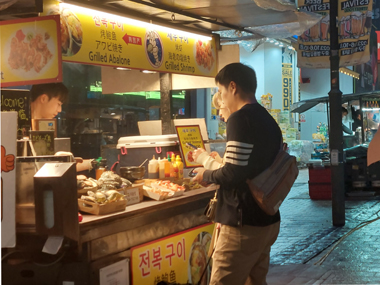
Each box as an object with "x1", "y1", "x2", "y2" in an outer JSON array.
[
  {"x1": 0, "y1": 0, "x2": 321, "y2": 44},
  {"x1": 291, "y1": 92, "x2": 380, "y2": 114}
]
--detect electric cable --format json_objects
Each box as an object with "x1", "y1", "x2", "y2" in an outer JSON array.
[
  {"x1": 32, "y1": 249, "x2": 67, "y2": 267},
  {"x1": 314, "y1": 208, "x2": 380, "y2": 266},
  {"x1": 1, "y1": 250, "x2": 23, "y2": 261}
]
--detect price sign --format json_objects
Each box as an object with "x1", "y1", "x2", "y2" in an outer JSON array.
[{"x1": 175, "y1": 125, "x2": 205, "y2": 168}]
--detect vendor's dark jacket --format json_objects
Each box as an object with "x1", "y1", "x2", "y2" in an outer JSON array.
[{"x1": 203, "y1": 103, "x2": 282, "y2": 227}]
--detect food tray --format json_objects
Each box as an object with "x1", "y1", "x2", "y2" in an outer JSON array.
[
  {"x1": 151, "y1": 183, "x2": 185, "y2": 197},
  {"x1": 78, "y1": 199, "x2": 127, "y2": 215},
  {"x1": 142, "y1": 186, "x2": 184, "y2": 201}
]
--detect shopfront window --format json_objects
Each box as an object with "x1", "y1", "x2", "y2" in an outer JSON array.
[{"x1": 59, "y1": 62, "x2": 191, "y2": 158}]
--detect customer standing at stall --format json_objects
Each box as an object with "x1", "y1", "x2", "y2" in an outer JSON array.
[
  {"x1": 193, "y1": 63, "x2": 282, "y2": 285},
  {"x1": 192, "y1": 91, "x2": 231, "y2": 169}
]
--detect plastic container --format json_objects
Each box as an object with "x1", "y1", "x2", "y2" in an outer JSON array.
[
  {"x1": 96, "y1": 159, "x2": 107, "y2": 180},
  {"x1": 159, "y1": 158, "x2": 167, "y2": 179},
  {"x1": 148, "y1": 155, "x2": 159, "y2": 179},
  {"x1": 308, "y1": 182, "x2": 332, "y2": 200},
  {"x1": 176, "y1": 155, "x2": 183, "y2": 180},
  {"x1": 170, "y1": 154, "x2": 176, "y2": 178}
]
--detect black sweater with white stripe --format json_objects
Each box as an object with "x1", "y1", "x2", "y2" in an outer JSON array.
[{"x1": 203, "y1": 103, "x2": 282, "y2": 227}]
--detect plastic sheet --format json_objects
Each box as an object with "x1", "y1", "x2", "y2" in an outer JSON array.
[
  {"x1": 288, "y1": 140, "x2": 314, "y2": 164},
  {"x1": 253, "y1": 0, "x2": 296, "y2": 12}
]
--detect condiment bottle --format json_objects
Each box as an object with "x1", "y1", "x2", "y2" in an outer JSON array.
[
  {"x1": 165, "y1": 155, "x2": 171, "y2": 178},
  {"x1": 148, "y1": 155, "x2": 159, "y2": 179},
  {"x1": 170, "y1": 153, "x2": 176, "y2": 178},
  {"x1": 176, "y1": 155, "x2": 183, "y2": 180},
  {"x1": 96, "y1": 158, "x2": 107, "y2": 180},
  {"x1": 159, "y1": 158, "x2": 167, "y2": 179}
]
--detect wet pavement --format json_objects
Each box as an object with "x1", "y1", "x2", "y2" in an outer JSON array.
[{"x1": 267, "y1": 169, "x2": 380, "y2": 284}]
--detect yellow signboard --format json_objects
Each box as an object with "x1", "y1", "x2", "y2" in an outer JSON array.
[
  {"x1": 131, "y1": 223, "x2": 214, "y2": 285},
  {"x1": 282, "y1": 63, "x2": 292, "y2": 111},
  {"x1": 44, "y1": 2, "x2": 217, "y2": 77},
  {"x1": 175, "y1": 125, "x2": 206, "y2": 168},
  {"x1": 0, "y1": 15, "x2": 62, "y2": 87}
]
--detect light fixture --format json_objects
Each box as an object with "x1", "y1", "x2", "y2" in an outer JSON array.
[
  {"x1": 60, "y1": 3, "x2": 212, "y2": 41},
  {"x1": 275, "y1": 42, "x2": 279, "y2": 45},
  {"x1": 141, "y1": 70, "x2": 157, "y2": 74},
  {"x1": 115, "y1": 67, "x2": 132, "y2": 71},
  {"x1": 279, "y1": 44, "x2": 284, "y2": 47},
  {"x1": 270, "y1": 40, "x2": 274, "y2": 43},
  {"x1": 362, "y1": 108, "x2": 380, "y2": 111},
  {"x1": 339, "y1": 67, "x2": 360, "y2": 79},
  {"x1": 110, "y1": 112, "x2": 116, "y2": 115}
]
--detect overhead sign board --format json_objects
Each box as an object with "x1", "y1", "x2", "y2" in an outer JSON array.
[{"x1": 43, "y1": 2, "x2": 217, "y2": 77}]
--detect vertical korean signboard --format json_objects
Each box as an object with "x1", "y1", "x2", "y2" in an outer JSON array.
[
  {"x1": 297, "y1": 0, "x2": 373, "y2": 68},
  {"x1": 131, "y1": 223, "x2": 214, "y2": 285},
  {"x1": 282, "y1": 48, "x2": 293, "y2": 111},
  {"x1": 43, "y1": 2, "x2": 217, "y2": 77}
]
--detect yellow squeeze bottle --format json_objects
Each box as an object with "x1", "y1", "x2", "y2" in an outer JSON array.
[{"x1": 170, "y1": 153, "x2": 176, "y2": 178}]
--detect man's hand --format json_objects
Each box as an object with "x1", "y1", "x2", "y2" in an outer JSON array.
[
  {"x1": 192, "y1": 167, "x2": 206, "y2": 183},
  {"x1": 192, "y1": 148, "x2": 206, "y2": 162}
]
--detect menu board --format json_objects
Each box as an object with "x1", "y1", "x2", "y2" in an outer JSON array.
[
  {"x1": 0, "y1": 89, "x2": 31, "y2": 138},
  {"x1": 30, "y1": 131, "x2": 55, "y2": 155},
  {"x1": 0, "y1": 15, "x2": 62, "y2": 87},
  {"x1": 175, "y1": 125, "x2": 205, "y2": 168},
  {"x1": 43, "y1": 1, "x2": 217, "y2": 77},
  {"x1": 297, "y1": 0, "x2": 373, "y2": 68}
]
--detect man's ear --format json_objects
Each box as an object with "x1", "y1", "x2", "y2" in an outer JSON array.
[
  {"x1": 40, "y1": 94, "x2": 49, "y2": 103},
  {"x1": 229, "y1": 81, "x2": 237, "y2": 95}
]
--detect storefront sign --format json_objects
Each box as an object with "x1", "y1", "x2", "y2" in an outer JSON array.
[
  {"x1": 0, "y1": 15, "x2": 62, "y2": 87},
  {"x1": 282, "y1": 47, "x2": 293, "y2": 111},
  {"x1": 297, "y1": 0, "x2": 373, "y2": 68},
  {"x1": 131, "y1": 223, "x2": 214, "y2": 285},
  {"x1": 1, "y1": 112, "x2": 17, "y2": 248},
  {"x1": 175, "y1": 125, "x2": 205, "y2": 168},
  {"x1": 44, "y1": 2, "x2": 217, "y2": 77}
]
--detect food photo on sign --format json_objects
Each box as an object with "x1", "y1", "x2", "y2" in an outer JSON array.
[{"x1": 175, "y1": 125, "x2": 206, "y2": 168}]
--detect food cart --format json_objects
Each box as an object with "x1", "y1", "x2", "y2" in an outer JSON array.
[
  {"x1": 0, "y1": 2, "x2": 232, "y2": 284},
  {"x1": 291, "y1": 91, "x2": 380, "y2": 197}
]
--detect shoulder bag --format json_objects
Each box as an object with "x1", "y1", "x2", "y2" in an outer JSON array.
[{"x1": 246, "y1": 143, "x2": 299, "y2": 216}]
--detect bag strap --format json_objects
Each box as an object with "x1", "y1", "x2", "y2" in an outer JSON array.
[{"x1": 198, "y1": 245, "x2": 216, "y2": 285}]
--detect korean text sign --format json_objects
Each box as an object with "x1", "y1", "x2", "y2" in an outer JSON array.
[
  {"x1": 43, "y1": 2, "x2": 217, "y2": 76},
  {"x1": 175, "y1": 125, "x2": 205, "y2": 168},
  {"x1": 297, "y1": 0, "x2": 373, "y2": 68},
  {"x1": 0, "y1": 15, "x2": 62, "y2": 87},
  {"x1": 131, "y1": 223, "x2": 214, "y2": 285}
]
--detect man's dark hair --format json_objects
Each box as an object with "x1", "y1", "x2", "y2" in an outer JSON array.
[
  {"x1": 215, "y1": 63, "x2": 257, "y2": 100},
  {"x1": 31, "y1": 83, "x2": 69, "y2": 103},
  {"x1": 342, "y1": 107, "x2": 348, "y2": 114}
]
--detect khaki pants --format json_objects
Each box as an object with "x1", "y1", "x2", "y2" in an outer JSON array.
[{"x1": 210, "y1": 222, "x2": 280, "y2": 285}]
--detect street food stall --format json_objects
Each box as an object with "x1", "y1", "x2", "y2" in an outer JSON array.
[
  {"x1": 291, "y1": 92, "x2": 380, "y2": 198},
  {"x1": 0, "y1": 0, "x2": 323, "y2": 283},
  {"x1": 0, "y1": 1, "x2": 235, "y2": 284}
]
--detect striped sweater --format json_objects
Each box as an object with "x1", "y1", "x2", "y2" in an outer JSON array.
[{"x1": 203, "y1": 103, "x2": 282, "y2": 227}]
